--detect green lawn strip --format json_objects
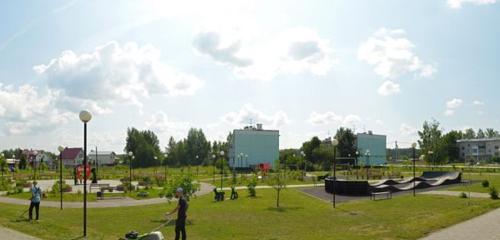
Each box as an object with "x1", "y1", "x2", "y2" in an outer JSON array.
[
  {"x1": 4, "y1": 192, "x2": 100, "y2": 202},
  {"x1": 448, "y1": 173, "x2": 500, "y2": 193},
  {"x1": 1, "y1": 189, "x2": 500, "y2": 240}
]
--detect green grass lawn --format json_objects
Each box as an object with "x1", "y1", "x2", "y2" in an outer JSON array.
[
  {"x1": 4, "y1": 192, "x2": 100, "y2": 202},
  {"x1": 448, "y1": 172, "x2": 500, "y2": 193},
  {"x1": 1, "y1": 188, "x2": 500, "y2": 240}
]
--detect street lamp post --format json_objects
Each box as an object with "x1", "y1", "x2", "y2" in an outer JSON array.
[
  {"x1": 95, "y1": 146, "x2": 98, "y2": 180},
  {"x1": 128, "y1": 151, "x2": 133, "y2": 192},
  {"x1": 244, "y1": 154, "x2": 248, "y2": 169},
  {"x1": 164, "y1": 153, "x2": 168, "y2": 184},
  {"x1": 412, "y1": 143, "x2": 417, "y2": 197},
  {"x1": 220, "y1": 151, "x2": 225, "y2": 191},
  {"x1": 58, "y1": 146, "x2": 65, "y2": 209},
  {"x1": 79, "y1": 110, "x2": 92, "y2": 237},
  {"x1": 0, "y1": 153, "x2": 4, "y2": 181},
  {"x1": 196, "y1": 155, "x2": 199, "y2": 176},
  {"x1": 332, "y1": 138, "x2": 338, "y2": 208},
  {"x1": 428, "y1": 150, "x2": 434, "y2": 170},
  {"x1": 365, "y1": 150, "x2": 371, "y2": 179},
  {"x1": 300, "y1": 151, "x2": 306, "y2": 179},
  {"x1": 32, "y1": 150, "x2": 38, "y2": 181},
  {"x1": 212, "y1": 154, "x2": 216, "y2": 184}
]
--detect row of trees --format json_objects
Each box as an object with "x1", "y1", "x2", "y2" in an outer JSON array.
[
  {"x1": 418, "y1": 120, "x2": 500, "y2": 164},
  {"x1": 461, "y1": 128, "x2": 499, "y2": 139},
  {"x1": 280, "y1": 127, "x2": 357, "y2": 171},
  {"x1": 124, "y1": 127, "x2": 231, "y2": 168}
]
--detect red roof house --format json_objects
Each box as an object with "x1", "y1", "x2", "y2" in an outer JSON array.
[{"x1": 61, "y1": 148, "x2": 84, "y2": 167}]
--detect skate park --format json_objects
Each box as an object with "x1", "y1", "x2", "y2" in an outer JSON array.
[{"x1": 325, "y1": 171, "x2": 463, "y2": 196}]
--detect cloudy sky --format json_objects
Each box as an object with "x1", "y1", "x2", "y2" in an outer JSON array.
[{"x1": 0, "y1": 0, "x2": 499, "y2": 152}]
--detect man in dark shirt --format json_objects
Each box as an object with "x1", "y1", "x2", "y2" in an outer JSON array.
[{"x1": 167, "y1": 187, "x2": 188, "y2": 240}]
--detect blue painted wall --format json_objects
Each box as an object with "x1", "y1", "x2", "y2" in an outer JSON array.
[
  {"x1": 230, "y1": 129, "x2": 279, "y2": 168},
  {"x1": 356, "y1": 133, "x2": 387, "y2": 166}
]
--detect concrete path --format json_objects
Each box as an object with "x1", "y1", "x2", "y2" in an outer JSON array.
[
  {"x1": 219, "y1": 183, "x2": 324, "y2": 191},
  {"x1": 419, "y1": 190, "x2": 490, "y2": 198},
  {"x1": 0, "y1": 182, "x2": 214, "y2": 208},
  {"x1": 420, "y1": 207, "x2": 500, "y2": 240},
  {"x1": 0, "y1": 226, "x2": 40, "y2": 240},
  {"x1": 34, "y1": 179, "x2": 133, "y2": 194}
]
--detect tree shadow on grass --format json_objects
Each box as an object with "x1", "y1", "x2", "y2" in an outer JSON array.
[{"x1": 266, "y1": 206, "x2": 304, "y2": 213}]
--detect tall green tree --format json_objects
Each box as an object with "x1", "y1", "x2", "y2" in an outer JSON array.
[
  {"x1": 485, "y1": 128, "x2": 500, "y2": 138},
  {"x1": 418, "y1": 120, "x2": 445, "y2": 164},
  {"x1": 477, "y1": 128, "x2": 486, "y2": 139},
  {"x1": 124, "y1": 127, "x2": 162, "y2": 167},
  {"x1": 301, "y1": 136, "x2": 321, "y2": 164},
  {"x1": 185, "y1": 128, "x2": 210, "y2": 165},
  {"x1": 463, "y1": 128, "x2": 476, "y2": 139},
  {"x1": 334, "y1": 127, "x2": 356, "y2": 159},
  {"x1": 441, "y1": 130, "x2": 462, "y2": 163}
]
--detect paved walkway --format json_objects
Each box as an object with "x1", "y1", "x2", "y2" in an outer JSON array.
[
  {"x1": 0, "y1": 182, "x2": 214, "y2": 208},
  {"x1": 419, "y1": 190, "x2": 490, "y2": 198},
  {"x1": 220, "y1": 183, "x2": 324, "y2": 191},
  {"x1": 420, "y1": 207, "x2": 500, "y2": 240},
  {"x1": 0, "y1": 226, "x2": 40, "y2": 240}
]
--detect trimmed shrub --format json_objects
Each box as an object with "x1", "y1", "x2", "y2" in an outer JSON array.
[
  {"x1": 247, "y1": 176, "x2": 257, "y2": 197},
  {"x1": 489, "y1": 187, "x2": 499, "y2": 200},
  {"x1": 162, "y1": 174, "x2": 200, "y2": 201},
  {"x1": 459, "y1": 192, "x2": 468, "y2": 198},
  {"x1": 137, "y1": 191, "x2": 149, "y2": 198},
  {"x1": 482, "y1": 180, "x2": 490, "y2": 188},
  {"x1": 51, "y1": 180, "x2": 72, "y2": 193}
]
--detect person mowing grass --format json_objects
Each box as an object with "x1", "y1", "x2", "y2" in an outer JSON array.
[
  {"x1": 29, "y1": 181, "x2": 42, "y2": 222},
  {"x1": 166, "y1": 187, "x2": 188, "y2": 240}
]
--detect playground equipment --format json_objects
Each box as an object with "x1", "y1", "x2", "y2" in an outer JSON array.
[
  {"x1": 325, "y1": 171, "x2": 462, "y2": 196},
  {"x1": 213, "y1": 188, "x2": 225, "y2": 201},
  {"x1": 230, "y1": 186, "x2": 239, "y2": 200}
]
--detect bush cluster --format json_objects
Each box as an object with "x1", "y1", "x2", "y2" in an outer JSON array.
[
  {"x1": 482, "y1": 180, "x2": 489, "y2": 188},
  {"x1": 247, "y1": 176, "x2": 257, "y2": 197}
]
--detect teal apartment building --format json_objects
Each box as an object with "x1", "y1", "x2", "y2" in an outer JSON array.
[
  {"x1": 356, "y1": 132, "x2": 387, "y2": 166},
  {"x1": 229, "y1": 124, "x2": 279, "y2": 169}
]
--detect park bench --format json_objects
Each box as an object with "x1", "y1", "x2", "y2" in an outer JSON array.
[
  {"x1": 90, "y1": 183, "x2": 113, "y2": 193},
  {"x1": 370, "y1": 191, "x2": 392, "y2": 201}
]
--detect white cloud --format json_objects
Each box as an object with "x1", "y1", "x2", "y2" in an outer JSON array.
[
  {"x1": 193, "y1": 31, "x2": 252, "y2": 67},
  {"x1": 308, "y1": 111, "x2": 362, "y2": 127},
  {"x1": 193, "y1": 27, "x2": 336, "y2": 80},
  {"x1": 358, "y1": 28, "x2": 436, "y2": 79},
  {"x1": 446, "y1": 98, "x2": 463, "y2": 109},
  {"x1": 444, "y1": 109, "x2": 455, "y2": 116},
  {"x1": 222, "y1": 104, "x2": 290, "y2": 129},
  {"x1": 444, "y1": 98, "x2": 463, "y2": 116},
  {"x1": 0, "y1": 84, "x2": 73, "y2": 135},
  {"x1": 35, "y1": 41, "x2": 204, "y2": 112},
  {"x1": 377, "y1": 81, "x2": 400, "y2": 96},
  {"x1": 400, "y1": 123, "x2": 417, "y2": 135},
  {"x1": 145, "y1": 111, "x2": 190, "y2": 138},
  {"x1": 447, "y1": 0, "x2": 496, "y2": 9},
  {"x1": 473, "y1": 100, "x2": 485, "y2": 105}
]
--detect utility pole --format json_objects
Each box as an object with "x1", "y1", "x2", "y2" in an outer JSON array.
[{"x1": 395, "y1": 141, "x2": 398, "y2": 163}]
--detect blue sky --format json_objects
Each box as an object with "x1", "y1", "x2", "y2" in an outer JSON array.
[{"x1": 0, "y1": 0, "x2": 499, "y2": 152}]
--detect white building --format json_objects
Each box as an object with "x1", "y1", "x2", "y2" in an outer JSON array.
[
  {"x1": 457, "y1": 138, "x2": 500, "y2": 162},
  {"x1": 88, "y1": 150, "x2": 117, "y2": 166}
]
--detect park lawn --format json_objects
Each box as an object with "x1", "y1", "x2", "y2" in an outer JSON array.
[
  {"x1": 4, "y1": 191, "x2": 100, "y2": 202},
  {"x1": 448, "y1": 173, "x2": 500, "y2": 193},
  {"x1": 1, "y1": 189, "x2": 500, "y2": 240}
]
